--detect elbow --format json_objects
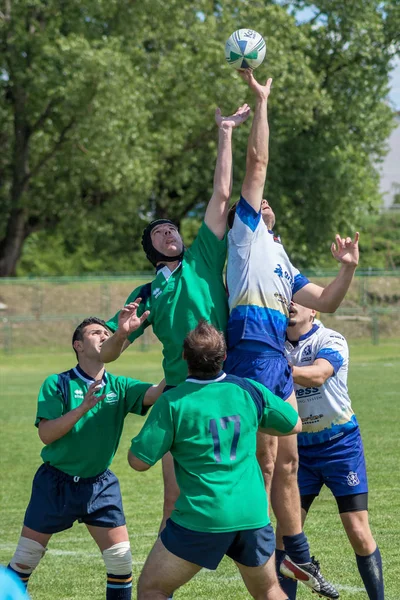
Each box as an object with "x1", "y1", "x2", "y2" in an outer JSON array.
[
  {"x1": 294, "y1": 417, "x2": 302, "y2": 434},
  {"x1": 38, "y1": 430, "x2": 52, "y2": 445},
  {"x1": 128, "y1": 451, "x2": 151, "y2": 472},
  {"x1": 99, "y1": 347, "x2": 113, "y2": 364}
]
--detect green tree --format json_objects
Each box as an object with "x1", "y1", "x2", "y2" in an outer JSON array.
[{"x1": 2, "y1": 0, "x2": 399, "y2": 276}]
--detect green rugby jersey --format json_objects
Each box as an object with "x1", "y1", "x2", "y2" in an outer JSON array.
[
  {"x1": 36, "y1": 365, "x2": 152, "y2": 478},
  {"x1": 107, "y1": 223, "x2": 228, "y2": 386},
  {"x1": 130, "y1": 373, "x2": 298, "y2": 533}
]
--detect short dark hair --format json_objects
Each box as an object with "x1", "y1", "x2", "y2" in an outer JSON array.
[
  {"x1": 227, "y1": 201, "x2": 238, "y2": 230},
  {"x1": 183, "y1": 320, "x2": 226, "y2": 378},
  {"x1": 72, "y1": 317, "x2": 109, "y2": 359}
]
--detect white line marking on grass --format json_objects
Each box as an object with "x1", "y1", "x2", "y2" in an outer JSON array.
[{"x1": 336, "y1": 584, "x2": 366, "y2": 593}]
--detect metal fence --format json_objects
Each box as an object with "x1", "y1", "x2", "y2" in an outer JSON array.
[{"x1": 1, "y1": 270, "x2": 399, "y2": 353}]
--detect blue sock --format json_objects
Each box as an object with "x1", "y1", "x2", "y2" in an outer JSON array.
[
  {"x1": 106, "y1": 572, "x2": 132, "y2": 599},
  {"x1": 282, "y1": 532, "x2": 311, "y2": 565},
  {"x1": 356, "y1": 547, "x2": 384, "y2": 600},
  {"x1": 276, "y1": 549, "x2": 298, "y2": 600},
  {"x1": 7, "y1": 564, "x2": 30, "y2": 589}
]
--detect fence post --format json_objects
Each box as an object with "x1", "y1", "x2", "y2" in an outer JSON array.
[
  {"x1": 371, "y1": 310, "x2": 379, "y2": 345},
  {"x1": 2, "y1": 318, "x2": 12, "y2": 354},
  {"x1": 100, "y1": 283, "x2": 111, "y2": 317}
]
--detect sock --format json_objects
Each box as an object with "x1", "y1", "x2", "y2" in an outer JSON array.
[
  {"x1": 276, "y1": 549, "x2": 298, "y2": 600},
  {"x1": 356, "y1": 547, "x2": 384, "y2": 600},
  {"x1": 7, "y1": 564, "x2": 31, "y2": 589},
  {"x1": 106, "y1": 572, "x2": 132, "y2": 599},
  {"x1": 282, "y1": 532, "x2": 311, "y2": 565}
]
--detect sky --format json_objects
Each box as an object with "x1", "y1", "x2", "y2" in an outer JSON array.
[{"x1": 389, "y1": 58, "x2": 400, "y2": 110}]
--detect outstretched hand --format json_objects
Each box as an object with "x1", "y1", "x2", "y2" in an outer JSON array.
[
  {"x1": 239, "y1": 69, "x2": 272, "y2": 101},
  {"x1": 331, "y1": 232, "x2": 360, "y2": 267},
  {"x1": 81, "y1": 380, "x2": 106, "y2": 412},
  {"x1": 118, "y1": 298, "x2": 150, "y2": 337},
  {"x1": 215, "y1": 103, "x2": 251, "y2": 129}
]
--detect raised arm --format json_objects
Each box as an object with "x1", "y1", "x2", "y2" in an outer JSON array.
[
  {"x1": 100, "y1": 299, "x2": 149, "y2": 363},
  {"x1": 293, "y1": 232, "x2": 359, "y2": 313},
  {"x1": 240, "y1": 71, "x2": 272, "y2": 213},
  {"x1": 204, "y1": 103, "x2": 250, "y2": 239}
]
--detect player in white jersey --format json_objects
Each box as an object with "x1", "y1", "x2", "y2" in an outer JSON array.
[
  {"x1": 224, "y1": 69, "x2": 359, "y2": 599},
  {"x1": 284, "y1": 303, "x2": 384, "y2": 600}
]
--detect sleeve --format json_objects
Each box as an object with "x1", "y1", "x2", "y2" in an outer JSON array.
[
  {"x1": 252, "y1": 381, "x2": 299, "y2": 433},
  {"x1": 123, "y1": 378, "x2": 153, "y2": 416},
  {"x1": 106, "y1": 284, "x2": 151, "y2": 344},
  {"x1": 315, "y1": 330, "x2": 348, "y2": 374},
  {"x1": 229, "y1": 195, "x2": 263, "y2": 246},
  {"x1": 35, "y1": 375, "x2": 65, "y2": 427},
  {"x1": 189, "y1": 221, "x2": 227, "y2": 273},
  {"x1": 129, "y1": 396, "x2": 174, "y2": 465}
]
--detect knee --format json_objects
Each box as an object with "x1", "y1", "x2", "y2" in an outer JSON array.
[
  {"x1": 346, "y1": 523, "x2": 376, "y2": 555},
  {"x1": 103, "y1": 541, "x2": 132, "y2": 575},
  {"x1": 274, "y1": 453, "x2": 298, "y2": 481},
  {"x1": 137, "y1": 575, "x2": 167, "y2": 600},
  {"x1": 257, "y1": 449, "x2": 276, "y2": 482},
  {"x1": 10, "y1": 536, "x2": 47, "y2": 575}
]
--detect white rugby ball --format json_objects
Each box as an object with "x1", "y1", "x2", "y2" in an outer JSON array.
[{"x1": 225, "y1": 29, "x2": 266, "y2": 70}]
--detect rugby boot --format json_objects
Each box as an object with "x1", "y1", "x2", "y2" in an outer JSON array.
[{"x1": 280, "y1": 555, "x2": 339, "y2": 599}]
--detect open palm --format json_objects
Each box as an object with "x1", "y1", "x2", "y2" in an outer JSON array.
[
  {"x1": 118, "y1": 299, "x2": 150, "y2": 335},
  {"x1": 331, "y1": 233, "x2": 360, "y2": 266},
  {"x1": 215, "y1": 103, "x2": 251, "y2": 129}
]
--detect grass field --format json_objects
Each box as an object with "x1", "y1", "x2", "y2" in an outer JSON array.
[{"x1": 1, "y1": 341, "x2": 399, "y2": 599}]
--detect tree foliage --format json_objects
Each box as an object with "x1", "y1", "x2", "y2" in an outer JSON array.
[{"x1": 1, "y1": 0, "x2": 399, "y2": 275}]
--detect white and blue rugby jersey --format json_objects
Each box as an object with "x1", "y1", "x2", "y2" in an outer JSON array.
[
  {"x1": 285, "y1": 324, "x2": 358, "y2": 446},
  {"x1": 226, "y1": 196, "x2": 309, "y2": 353}
]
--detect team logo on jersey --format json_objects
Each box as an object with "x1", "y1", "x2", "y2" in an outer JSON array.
[
  {"x1": 300, "y1": 344, "x2": 313, "y2": 362},
  {"x1": 273, "y1": 234, "x2": 282, "y2": 244},
  {"x1": 74, "y1": 390, "x2": 84, "y2": 399},
  {"x1": 274, "y1": 264, "x2": 294, "y2": 287},
  {"x1": 153, "y1": 287, "x2": 162, "y2": 299},
  {"x1": 105, "y1": 392, "x2": 118, "y2": 404},
  {"x1": 346, "y1": 471, "x2": 360, "y2": 486}
]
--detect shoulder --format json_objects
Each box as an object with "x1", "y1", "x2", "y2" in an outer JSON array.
[
  {"x1": 318, "y1": 327, "x2": 347, "y2": 347},
  {"x1": 127, "y1": 281, "x2": 153, "y2": 304}
]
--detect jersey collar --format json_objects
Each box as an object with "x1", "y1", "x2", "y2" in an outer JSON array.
[
  {"x1": 73, "y1": 364, "x2": 108, "y2": 387},
  {"x1": 299, "y1": 323, "x2": 319, "y2": 341},
  {"x1": 186, "y1": 371, "x2": 227, "y2": 385},
  {"x1": 156, "y1": 262, "x2": 182, "y2": 281}
]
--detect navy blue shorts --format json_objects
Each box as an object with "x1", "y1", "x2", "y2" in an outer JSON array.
[
  {"x1": 224, "y1": 348, "x2": 293, "y2": 401},
  {"x1": 161, "y1": 519, "x2": 275, "y2": 570},
  {"x1": 24, "y1": 463, "x2": 126, "y2": 534},
  {"x1": 298, "y1": 427, "x2": 368, "y2": 498}
]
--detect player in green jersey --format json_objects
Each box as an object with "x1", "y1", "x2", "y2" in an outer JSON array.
[
  {"x1": 99, "y1": 100, "x2": 252, "y2": 531},
  {"x1": 128, "y1": 321, "x2": 301, "y2": 600},
  {"x1": 7, "y1": 307, "x2": 164, "y2": 600}
]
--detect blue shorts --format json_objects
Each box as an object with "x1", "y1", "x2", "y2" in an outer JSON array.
[
  {"x1": 24, "y1": 463, "x2": 126, "y2": 534},
  {"x1": 224, "y1": 347, "x2": 293, "y2": 401},
  {"x1": 298, "y1": 427, "x2": 368, "y2": 498},
  {"x1": 161, "y1": 519, "x2": 275, "y2": 570}
]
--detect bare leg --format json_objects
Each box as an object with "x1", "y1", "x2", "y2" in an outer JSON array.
[
  {"x1": 13, "y1": 526, "x2": 51, "y2": 570},
  {"x1": 86, "y1": 524, "x2": 130, "y2": 552},
  {"x1": 159, "y1": 452, "x2": 180, "y2": 533},
  {"x1": 235, "y1": 553, "x2": 287, "y2": 600},
  {"x1": 256, "y1": 431, "x2": 278, "y2": 499},
  {"x1": 137, "y1": 537, "x2": 201, "y2": 600},
  {"x1": 340, "y1": 511, "x2": 376, "y2": 556},
  {"x1": 270, "y1": 392, "x2": 302, "y2": 537}
]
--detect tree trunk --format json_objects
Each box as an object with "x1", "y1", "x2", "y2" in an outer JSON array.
[
  {"x1": 0, "y1": 85, "x2": 31, "y2": 276},
  {"x1": 0, "y1": 209, "x2": 27, "y2": 276}
]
